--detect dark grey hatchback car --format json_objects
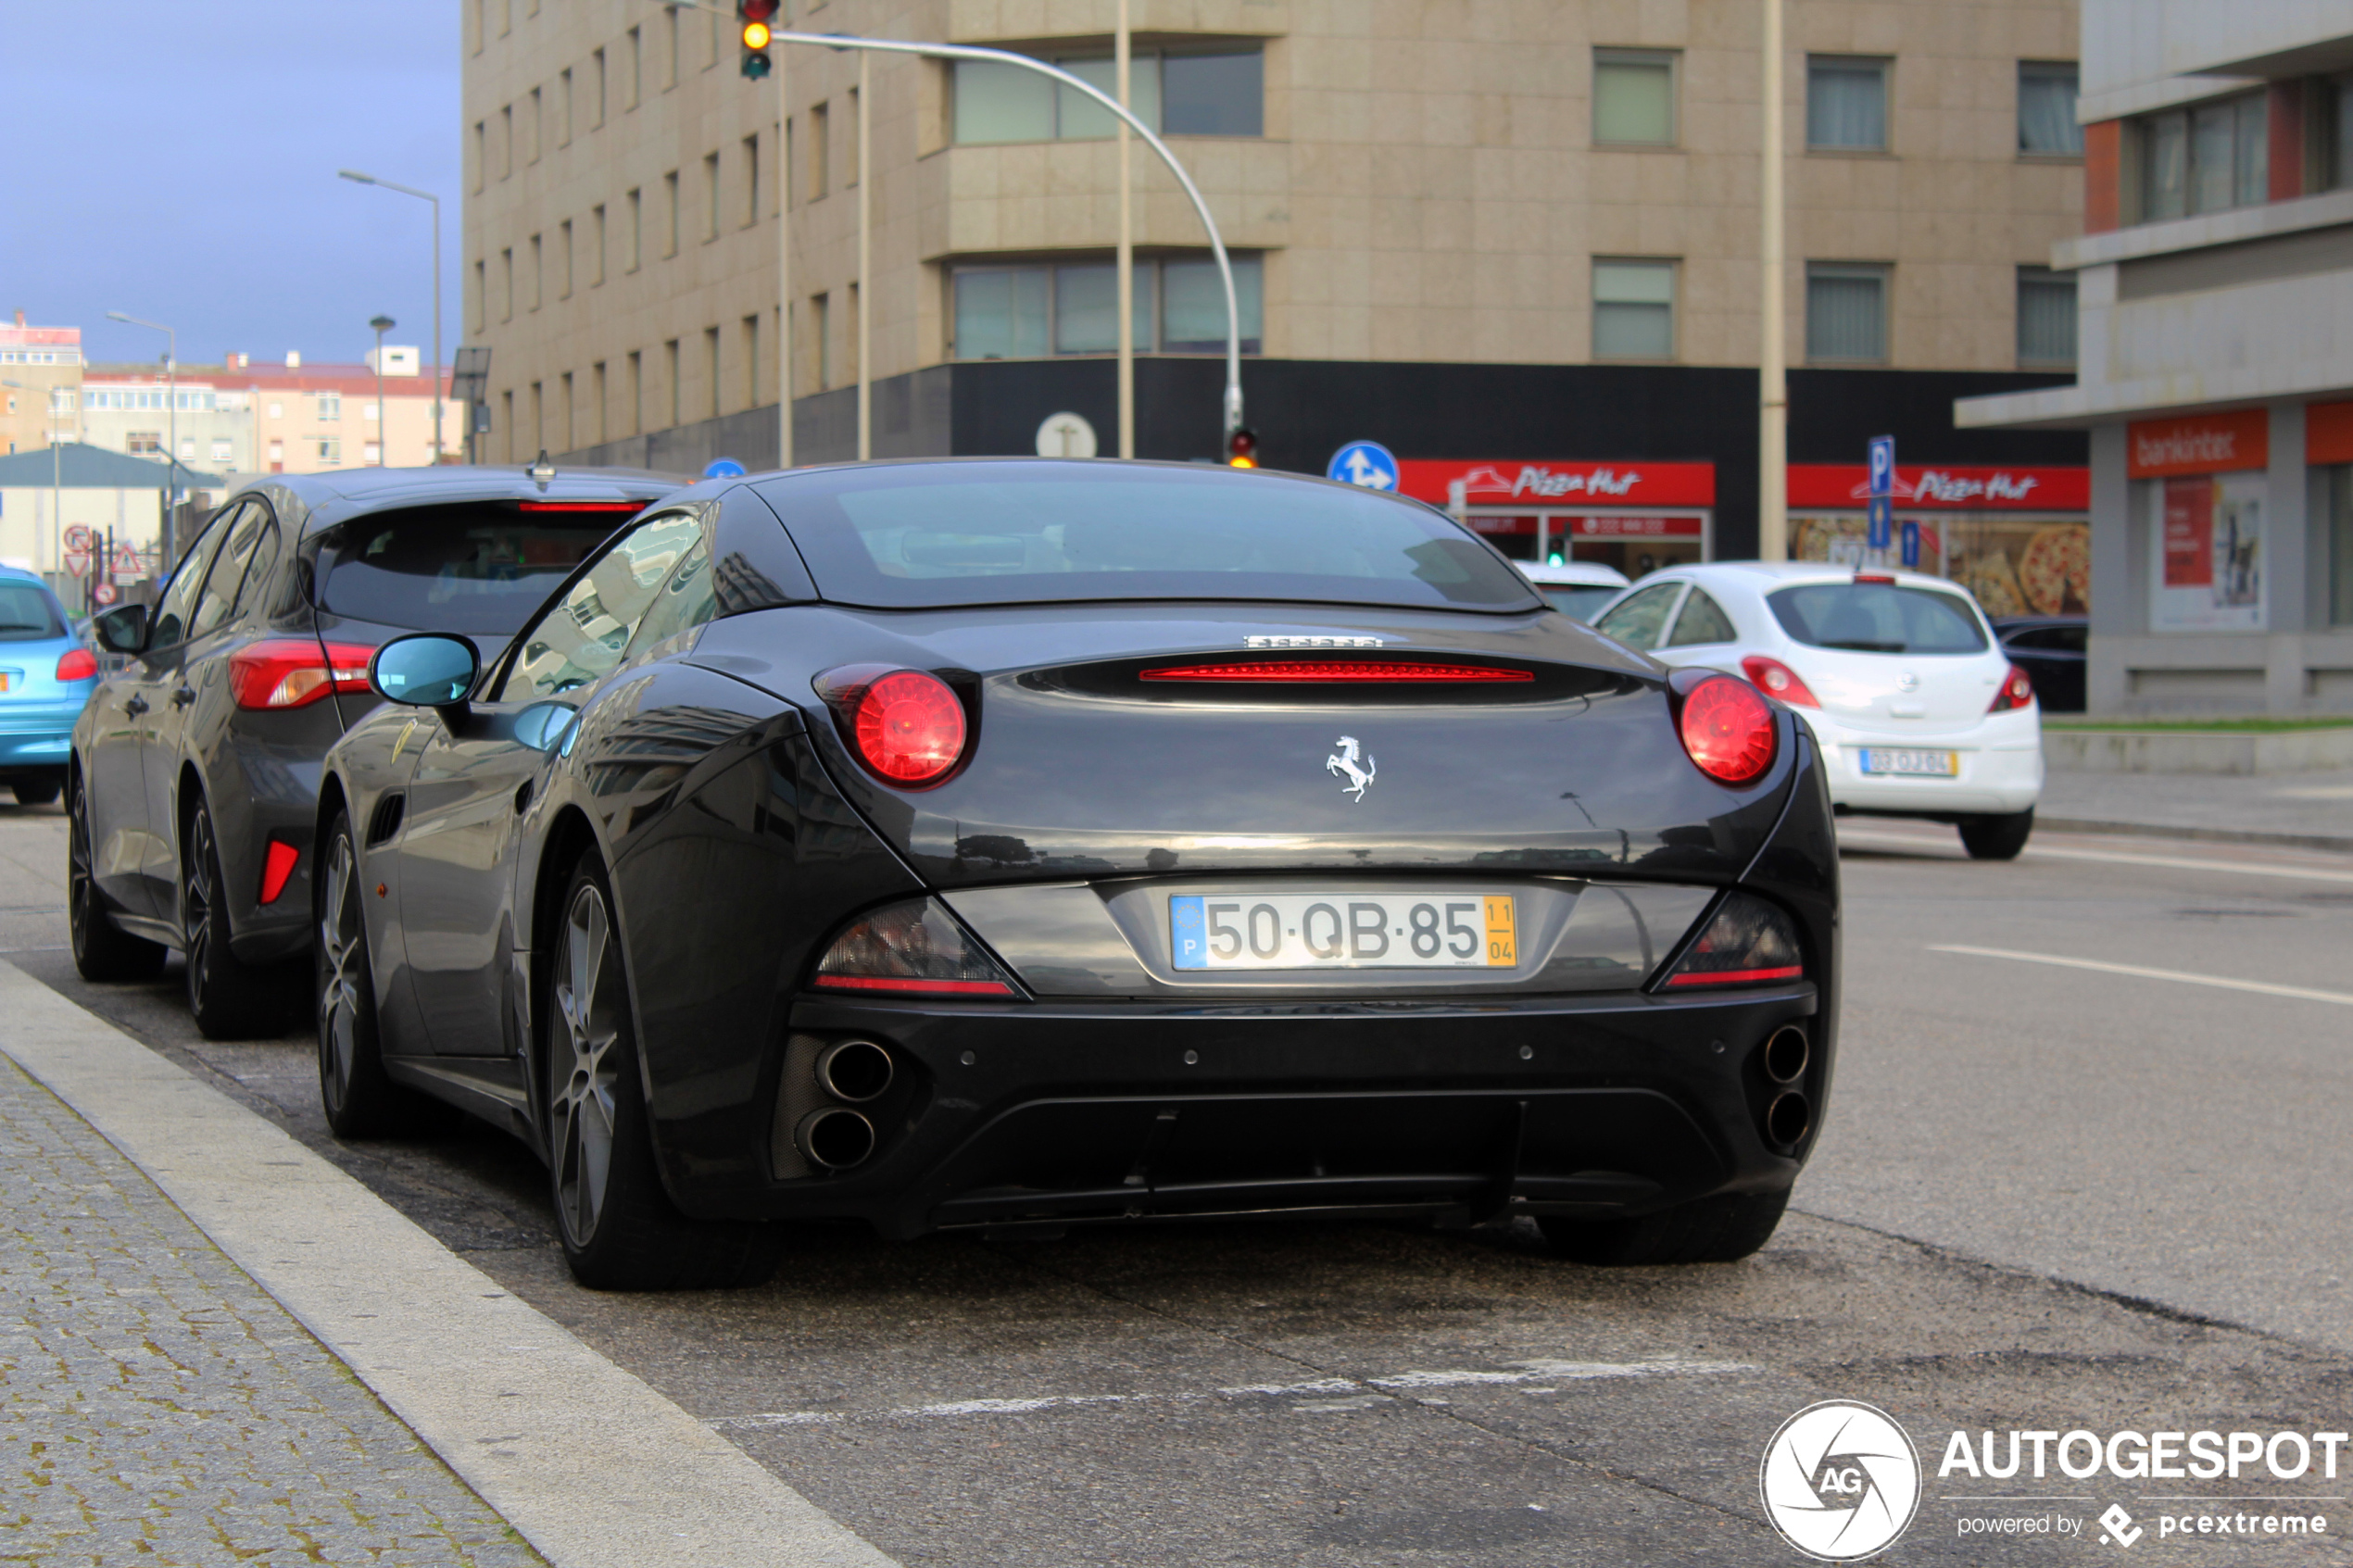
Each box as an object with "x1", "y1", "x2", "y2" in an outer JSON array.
[{"x1": 69, "y1": 464, "x2": 677, "y2": 1036}]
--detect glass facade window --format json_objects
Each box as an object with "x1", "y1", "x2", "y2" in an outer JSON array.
[
  {"x1": 2018, "y1": 62, "x2": 2082, "y2": 156},
  {"x1": 952, "y1": 257, "x2": 1263, "y2": 359},
  {"x1": 2017, "y1": 266, "x2": 2076, "y2": 367},
  {"x1": 1592, "y1": 259, "x2": 1676, "y2": 358},
  {"x1": 1806, "y1": 262, "x2": 1890, "y2": 363},
  {"x1": 1593, "y1": 49, "x2": 1676, "y2": 144},
  {"x1": 953, "y1": 47, "x2": 1256, "y2": 144},
  {"x1": 1807, "y1": 56, "x2": 1889, "y2": 151},
  {"x1": 2139, "y1": 93, "x2": 2265, "y2": 221}
]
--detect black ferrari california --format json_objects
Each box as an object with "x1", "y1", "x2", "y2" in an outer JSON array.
[{"x1": 314, "y1": 459, "x2": 1839, "y2": 1290}]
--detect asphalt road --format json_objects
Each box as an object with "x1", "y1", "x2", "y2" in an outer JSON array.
[{"x1": 6, "y1": 804, "x2": 2350, "y2": 1567}]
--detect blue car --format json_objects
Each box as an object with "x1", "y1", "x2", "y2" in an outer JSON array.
[{"x1": 0, "y1": 570, "x2": 94, "y2": 804}]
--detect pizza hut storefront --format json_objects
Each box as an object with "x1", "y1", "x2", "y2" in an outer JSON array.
[
  {"x1": 1397, "y1": 460, "x2": 1715, "y2": 579},
  {"x1": 1787, "y1": 462, "x2": 2092, "y2": 618}
]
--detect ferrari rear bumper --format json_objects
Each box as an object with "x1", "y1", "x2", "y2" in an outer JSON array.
[{"x1": 684, "y1": 983, "x2": 1826, "y2": 1237}]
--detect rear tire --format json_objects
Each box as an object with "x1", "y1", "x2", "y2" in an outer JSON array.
[
  {"x1": 68, "y1": 771, "x2": 166, "y2": 983},
  {"x1": 14, "y1": 773, "x2": 62, "y2": 806},
  {"x1": 182, "y1": 796, "x2": 283, "y2": 1040},
  {"x1": 547, "y1": 850, "x2": 780, "y2": 1291},
  {"x1": 317, "y1": 812, "x2": 447, "y2": 1138},
  {"x1": 1540, "y1": 1188, "x2": 1790, "y2": 1266},
  {"x1": 1958, "y1": 808, "x2": 2034, "y2": 861}
]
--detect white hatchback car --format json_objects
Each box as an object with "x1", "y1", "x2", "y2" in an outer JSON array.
[
  {"x1": 1515, "y1": 559, "x2": 1631, "y2": 622},
  {"x1": 1590, "y1": 562, "x2": 2043, "y2": 859}
]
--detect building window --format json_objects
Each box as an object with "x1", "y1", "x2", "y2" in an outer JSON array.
[
  {"x1": 847, "y1": 88, "x2": 861, "y2": 186},
  {"x1": 661, "y1": 5, "x2": 678, "y2": 91},
  {"x1": 703, "y1": 152, "x2": 721, "y2": 241},
  {"x1": 2019, "y1": 62, "x2": 2082, "y2": 156},
  {"x1": 1806, "y1": 56, "x2": 1889, "y2": 152},
  {"x1": 1806, "y1": 262, "x2": 1890, "y2": 363},
  {"x1": 2138, "y1": 93, "x2": 2266, "y2": 222},
  {"x1": 950, "y1": 256, "x2": 1265, "y2": 359},
  {"x1": 528, "y1": 86, "x2": 542, "y2": 164},
  {"x1": 812, "y1": 294, "x2": 832, "y2": 389},
  {"x1": 591, "y1": 205, "x2": 607, "y2": 285},
  {"x1": 2328, "y1": 466, "x2": 2353, "y2": 625},
  {"x1": 592, "y1": 48, "x2": 606, "y2": 128},
  {"x1": 626, "y1": 189, "x2": 642, "y2": 271},
  {"x1": 1592, "y1": 258, "x2": 1677, "y2": 358},
  {"x1": 742, "y1": 314, "x2": 761, "y2": 407},
  {"x1": 627, "y1": 27, "x2": 643, "y2": 109},
  {"x1": 626, "y1": 351, "x2": 642, "y2": 435},
  {"x1": 2331, "y1": 75, "x2": 2353, "y2": 189},
  {"x1": 560, "y1": 68, "x2": 573, "y2": 145},
  {"x1": 529, "y1": 232, "x2": 543, "y2": 309},
  {"x1": 560, "y1": 220, "x2": 573, "y2": 298},
  {"x1": 663, "y1": 170, "x2": 680, "y2": 257},
  {"x1": 951, "y1": 45, "x2": 1262, "y2": 144},
  {"x1": 500, "y1": 104, "x2": 513, "y2": 177},
  {"x1": 318, "y1": 393, "x2": 343, "y2": 420},
  {"x1": 2017, "y1": 266, "x2": 2076, "y2": 367},
  {"x1": 664, "y1": 340, "x2": 680, "y2": 427},
  {"x1": 364, "y1": 442, "x2": 382, "y2": 464},
  {"x1": 1592, "y1": 49, "x2": 1676, "y2": 146},
  {"x1": 743, "y1": 133, "x2": 761, "y2": 226},
  {"x1": 705, "y1": 326, "x2": 722, "y2": 419},
  {"x1": 811, "y1": 102, "x2": 831, "y2": 199},
  {"x1": 269, "y1": 440, "x2": 283, "y2": 465},
  {"x1": 472, "y1": 121, "x2": 486, "y2": 193},
  {"x1": 210, "y1": 438, "x2": 233, "y2": 462},
  {"x1": 319, "y1": 439, "x2": 343, "y2": 465},
  {"x1": 501, "y1": 248, "x2": 514, "y2": 320},
  {"x1": 127, "y1": 432, "x2": 161, "y2": 455}
]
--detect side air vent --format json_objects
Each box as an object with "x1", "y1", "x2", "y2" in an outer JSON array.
[{"x1": 366, "y1": 792, "x2": 406, "y2": 847}]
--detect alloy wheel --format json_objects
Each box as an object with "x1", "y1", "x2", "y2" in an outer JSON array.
[
  {"x1": 551, "y1": 881, "x2": 622, "y2": 1248},
  {"x1": 68, "y1": 784, "x2": 97, "y2": 947},
  {"x1": 184, "y1": 806, "x2": 217, "y2": 991},
  {"x1": 317, "y1": 834, "x2": 363, "y2": 1110}
]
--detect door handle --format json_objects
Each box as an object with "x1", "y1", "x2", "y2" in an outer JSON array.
[
  {"x1": 123, "y1": 696, "x2": 148, "y2": 717},
  {"x1": 171, "y1": 685, "x2": 196, "y2": 708}
]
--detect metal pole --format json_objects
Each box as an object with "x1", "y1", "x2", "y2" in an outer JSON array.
[
  {"x1": 1116, "y1": 0, "x2": 1134, "y2": 459},
  {"x1": 166, "y1": 327, "x2": 177, "y2": 510},
  {"x1": 856, "y1": 47, "x2": 871, "y2": 462},
  {"x1": 1757, "y1": 0, "x2": 1788, "y2": 561},
  {"x1": 649, "y1": 7, "x2": 1243, "y2": 441},
  {"x1": 776, "y1": 49, "x2": 792, "y2": 467},
  {"x1": 339, "y1": 174, "x2": 446, "y2": 462}
]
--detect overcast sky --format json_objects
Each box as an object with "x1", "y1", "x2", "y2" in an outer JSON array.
[{"x1": 2, "y1": 3, "x2": 460, "y2": 371}]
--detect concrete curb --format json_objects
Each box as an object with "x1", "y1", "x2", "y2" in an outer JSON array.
[
  {"x1": 0, "y1": 960, "x2": 898, "y2": 1568},
  {"x1": 2035, "y1": 816, "x2": 2353, "y2": 855},
  {"x1": 2044, "y1": 726, "x2": 2353, "y2": 774}
]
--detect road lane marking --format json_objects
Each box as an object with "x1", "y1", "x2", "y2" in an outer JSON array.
[
  {"x1": 1843, "y1": 831, "x2": 2353, "y2": 885},
  {"x1": 1930, "y1": 945, "x2": 2353, "y2": 1007},
  {"x1": 714, "y1": 1358, "x2": 1757, "y2": 1430}
]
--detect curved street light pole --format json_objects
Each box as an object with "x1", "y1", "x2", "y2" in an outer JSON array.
[
  {"x1": 107, "y1": 312, "x2": 182, "y2": 566},
  {"x1": 340, "y1": 171, "x2": 446, "y2": 464}
]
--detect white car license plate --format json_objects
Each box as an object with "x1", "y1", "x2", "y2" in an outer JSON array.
[
  {"x1": 1171, "y1": 893, "x2": 1517, "y2": 972},
  {"x1": 1858, "y1": 747, "x2": 1957, "y2": 777}
]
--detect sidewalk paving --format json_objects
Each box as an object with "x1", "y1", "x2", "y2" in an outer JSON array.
[
  {"x1": 2038, "y1": 766, "x2": 2353, "y2": 849},
  {"x1": 0, "y1": 1050, "x2": 543, "y2": 1567}
]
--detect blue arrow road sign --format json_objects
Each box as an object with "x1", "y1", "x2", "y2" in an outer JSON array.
[
  {"x1": 1868, "y1": 496, "x2": 1893, "y2": 551},
  {"x1": 1868, "y1": 434, "x2": 1895, "y2": 498},
  {"x1": 1900, "y1": 519, "x2": 1920, "y2": 568},
  {"x1": 703, "y1": 458, "x2": 749, "y2": 478},
  {"x1": 1327, "y1": 440, "x2": 1400, "y2": 491}
]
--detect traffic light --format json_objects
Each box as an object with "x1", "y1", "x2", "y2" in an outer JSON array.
[
  {"x1": 1226, "y1": 427, "x2": 1259, "y2": 468},
  {"x1": 739, "y1": 0, "x2": 777, "y2": 78}
]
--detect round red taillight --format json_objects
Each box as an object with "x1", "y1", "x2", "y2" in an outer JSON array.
[
  {"x1": 851, "y1": 671, "x2": 968, "y2": 784},
  {"x1": 56, "y1": 648, "x2": 97, "y2": 683},
  {"x1": 1678, "y1": 675, "x2": 1777, "y2": 785}
]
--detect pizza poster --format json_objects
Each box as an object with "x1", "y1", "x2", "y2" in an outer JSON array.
[
  {"x1": 2152, "y1": 473, "x2": 2264, "y2": 632},
  {"x1": 1791, "y1": 514, "x2": 2088, "y2": 619}
]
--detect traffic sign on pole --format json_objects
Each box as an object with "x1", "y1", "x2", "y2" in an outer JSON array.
[
  {"x1": 1900, "y1": 519, "x2": 1920, "y2": 569},
  {"x1": 1867, "y1": 496, "x2": 1893, "y2": 551},
  {"x1": 1867, "y1": 434, "x2": 1894, "y2": 498},
  {"x1": 1326, "y1": 440, "x2": 1399, "y2": 491}
]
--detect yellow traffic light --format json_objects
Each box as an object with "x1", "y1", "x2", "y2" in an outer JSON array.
[{"x1": 743, "y1": 19, "x2": 772, "y2": 48}]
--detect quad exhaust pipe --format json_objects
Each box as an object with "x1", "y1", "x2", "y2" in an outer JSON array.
[
  {"x1": 1762, "y1": 1025, "x2": 1809, "y2": 1085},
  {"x1": 1760, "y1": 1025, "x2": 1811, "y2": 1149},
  {"x1": 796, "y1": 1107, "x2": 877, "y2": 1171},
  {"x1": 815, "y1": 1038, "x2": 895, "y2": 1103}
]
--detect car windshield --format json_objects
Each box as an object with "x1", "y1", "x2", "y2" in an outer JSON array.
[
  {"x1": 315, "y1": 502, "x2": 641, "y2": 634},
  {"x1": 0, "y1": 583, "x2": 62, "y2": 641},
  {"x1": 755, "y1": 462, "x2": 1540, "y2": 611},
  {"x1": 1768, "y1": 582, "x2": 1988, "y2": 655},
  {"x1": 1538, "y1": 583, "x2": 1621, "y2": 621}
]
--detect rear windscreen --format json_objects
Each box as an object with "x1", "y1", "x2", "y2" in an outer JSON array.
[
  {"x1": 1538, "y1": 584, "x2": 1620, "y2": 622},
  {"x1": 756, "y1": 462, "x2": 1541, "y2": 611},
  {"x1": 314, "y1": 503, "x2": 638, "y2": 634},
  {"x1": 0, "y1": 583, "x2": 62, "y2": 641},
  {"x1": 1768, "y1": 582, "x2": 1988, "y2": 655}
]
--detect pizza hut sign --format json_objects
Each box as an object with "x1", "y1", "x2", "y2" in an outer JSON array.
[
  {"x1": 1395, "y1": 459, "x2": 1717, "y2": 508},
  {"x1": 1787, "y1": 463, "x2": 2090, "y2": 510}
]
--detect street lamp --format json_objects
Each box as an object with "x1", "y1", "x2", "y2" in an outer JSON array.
[
  {"x1": 106, "y1": 311, "x2": 182, "y2": 508},
  {"x1": 340, "y1": 170, "x2": 447, "y2": 464},
  {"x1": 369, "y1": 315, "x2": 396, "y2": 465}
]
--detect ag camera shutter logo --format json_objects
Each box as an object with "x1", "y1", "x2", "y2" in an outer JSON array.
[{"x1": 1760, "y1": 1400, "x2": 1922, "y2": 1561}]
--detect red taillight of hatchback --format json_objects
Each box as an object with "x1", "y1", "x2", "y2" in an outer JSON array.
[
  {"x1": 1675, "y1": 673, "x2": 1778, "y2": 786},
  {"x1": 228, "y1": 640, "x2": 376, "y2": 710},
  {"x1": 55, "y1": 648, "x2": 96, "y2": 683},
  {"x1": 1739, "y1": 655, "x2": 1819, "y2": 709},
  {"x1": 1988, "y1": 663, "x2": 2036, "y2": 713},
  {"x1": 849, "y1": 669, "x2": 969, "y2": 784}
]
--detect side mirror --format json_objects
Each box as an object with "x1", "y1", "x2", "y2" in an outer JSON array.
[
  {"x1": 370, "y1": 633, "x2": 480, "y2": 709},
  {"x1": 512, "y1": 700, "x2": 578, "y2": 754},
  {"x1": 93, "y1": 603, "x2": 147, "y2": 655}
]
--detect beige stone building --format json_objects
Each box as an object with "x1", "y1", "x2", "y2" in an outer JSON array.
[
  {"x1": 466, "y1": 0, "x2": 2091, "y2": 562},
  {"x1": 0, "y1": 317, "x2": 83, "y2": 458}
]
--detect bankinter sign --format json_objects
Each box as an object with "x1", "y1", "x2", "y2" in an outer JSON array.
[{"x1": 2127, "y1": 410, "x2": 2269, "y2": 478}]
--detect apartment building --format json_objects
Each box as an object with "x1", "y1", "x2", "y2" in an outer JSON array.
[
  {"x1": 1962, "y1": 2, "x2": 2353, "y2": 713},
  {"x1": 79, "y1": 351, "x2": 457, "y2": 477},
  {"x1": 467, "y1": 0, "x2": 2086, "y2": 567},
  {"x1": 0, "y1": 317, "x2": 82, "y2": 457}
]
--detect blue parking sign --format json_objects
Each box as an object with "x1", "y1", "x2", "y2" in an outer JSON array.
[{"x1": 1327, "y1": 440, "x2": 1399, "y2": 491}]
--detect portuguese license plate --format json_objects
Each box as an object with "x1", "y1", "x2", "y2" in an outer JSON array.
[
  {"x1": 1171, "y1": 893, "x2": 1516, "y2": 972},
  {"x1": 1858, "y1": 747, "x2": 1957, "y2": 776}
]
